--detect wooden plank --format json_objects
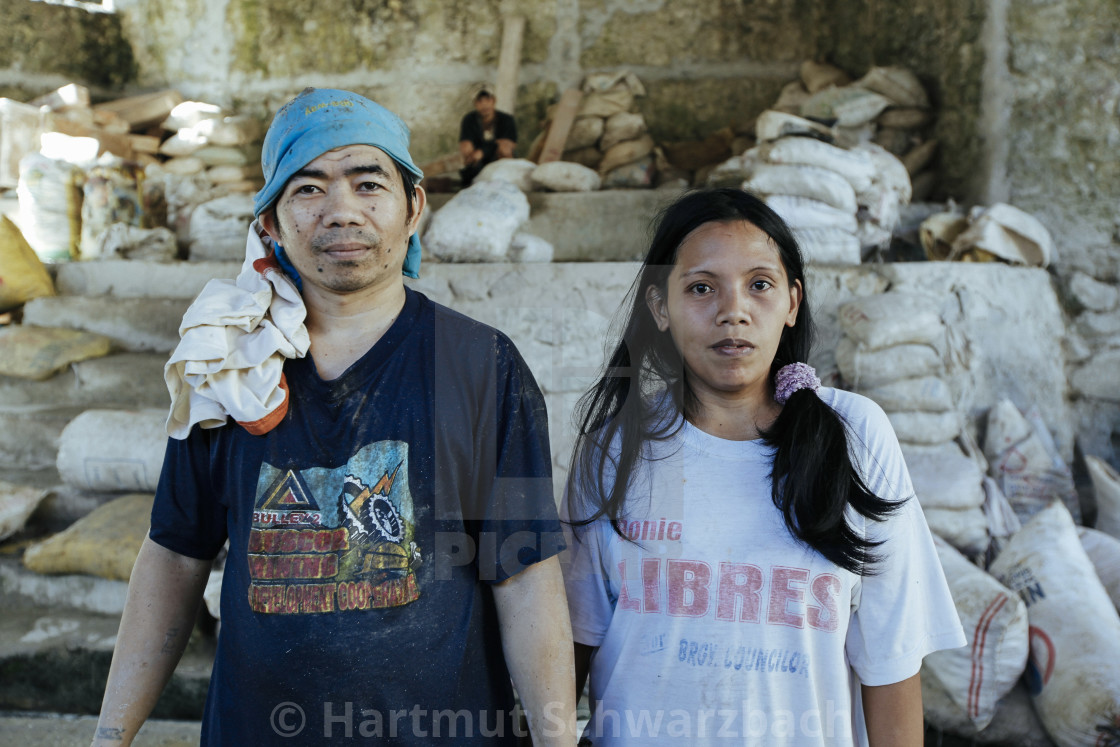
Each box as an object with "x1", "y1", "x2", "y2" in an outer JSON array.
[
  {"x1": 537, "y1": 89, "x2": 583, "y2": 164},
  {"x1": 128, "y1": 134, "x2": 162, "y2": 155},
  {"x1": 419, "y1": 150, "x2": 464, "y2": 176},
  {"x1": 93, "y1": 89, "x2": 183, "y2": 129},
  {"x1": 495, "y1": 16, "x2": 525, "y2": 113}
]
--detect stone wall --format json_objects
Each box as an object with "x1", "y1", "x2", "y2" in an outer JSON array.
[{"x1": 1001, "y1": 0, "x2": 1120, "y2": 465}]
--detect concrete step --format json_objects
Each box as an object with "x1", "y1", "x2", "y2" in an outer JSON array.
[
  {"x1": 0, "y1": 406, "x2": 86, "y2": 471},
  {"x1": 55, "y1": 259, "x2": 240, "y2": 300},
  {"x1": 0, "y1": 603, "x2": 212, "y2": 719},
  {"x1": 22, "y1": 297, "x2": 188, "y2": 353},
  {"x1": 0, "y1": 712, "x2": 200, "y2": 747},
  {"x1": 0, "y1": 556, "x2": 128, "y2": 617},
  {"x1": 0, "y1": 352, "x2": 168, "y2": 409}
]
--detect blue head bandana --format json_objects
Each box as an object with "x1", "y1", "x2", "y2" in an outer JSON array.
[{"x1": 253, "y1": 88, "x2": 425, "y2": 280}]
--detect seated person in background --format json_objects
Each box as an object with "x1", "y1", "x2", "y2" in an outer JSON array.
[{"x1": 459, "y1": 84, "x2": 517, "y2": 187}]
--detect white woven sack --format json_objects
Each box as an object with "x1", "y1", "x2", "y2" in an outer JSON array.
[
  {"x1": 922, "y1": 679, "x2": 1055, "y2": 747},
  {"x1": 744, "y1": 163, "x2": 857, "y2": 213},
  {"x1": 765, "y1": 195, "x2": 857, "y2": 233},
  {"x1": 902, "y1": 443, "x2": 985, "y2": 511},
  {"x1": 1086, "y1": 455, "x2": 1120, "y2": 539},
  {"x1": 763, "y1": 136, "x2": 876, "y2": 193},
  {"x1": 835, "y1": 337, "x2": 943, "y2": 388},
  {"x1": 837, "y1": 291, "x2": 945, "y2": 350},
  {"x1": 925, "y1": 505, "x2": 990, "y2": 556},
  {"x1": 863, "y1": 376, "x2": 954, "y2": 413},
  {"x1": 790, "y1": 227, "x2": 860, "y2": 265},
  {"x1": 984, "y1": 399, "x2": 1079, "y2": 525},
  {"x1": 1079, "y1": 526, "x2": 1120, "y2": 612},
  {"x1": 924, "y1": 536, "x2": 1029, "y2": 730},
  {"x1": 530, "y1": 161, "x2": 601, "y2": 193},
  {"x1": 989, "y1": 501, "x2": 1120, "y2": 747},
  {"x1": 475, "y1": 158, "x2": 538, "y2": 193},
  {"x1": 423, "y1": 180, "x2": 529, "y2": 262},
  {"x1": 888, "y1": 411, "x2": 959, "y2": 446}
]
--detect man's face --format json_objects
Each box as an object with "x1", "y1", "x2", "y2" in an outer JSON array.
[
  {"x1": 261, "y1": 144, "x2": 425, "y2": 298},
  {"x1": 474, "y1": 94, "x2": 496, "y2": 119}
]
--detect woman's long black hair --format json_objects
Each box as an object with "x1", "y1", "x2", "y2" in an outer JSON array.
[{"x1": 567, "y1": 187, "x2": 900, "y2": 575}]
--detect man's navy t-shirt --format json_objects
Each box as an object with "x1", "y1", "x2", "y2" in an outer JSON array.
[{"x1": 150, "y1": 288, "x2": 562, "y2": 745}]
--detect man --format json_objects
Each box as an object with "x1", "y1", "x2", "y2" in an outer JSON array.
[
  {"x1": 92, "y1": 88, "x2": 575, "y2": 746},
  {"x1": 458, "y1": 85, "x2": 517, "y2": 187}
]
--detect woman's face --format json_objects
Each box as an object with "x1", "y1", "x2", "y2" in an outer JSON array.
[{"x1": 646, "y1": 219, "x2": 802, "y2": 407}]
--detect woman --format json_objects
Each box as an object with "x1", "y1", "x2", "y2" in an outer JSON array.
[{"x1": 563, "y1": 188, "x2": 964, "y2": 746}]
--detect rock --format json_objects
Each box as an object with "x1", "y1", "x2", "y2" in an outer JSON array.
[
  {"x1": 423, "y1": 180, "x2": 529, "y2": 261},
  {"x1": 0, "y1": 325, "x2": 112, "y2": 381},
  {"x1": 474, "y1": 158, "x2": 538, "y2": 193},
  {"x1": 57, "y1": 408, "x2": 168, "y2": 492},
  {"x1": 508, "y1": 233, "x2": 554, "y2": 263},
  {"x1": 566, "y1": 116, "x2": 604, "y2": 150},
  {"x1": 1068, "y1": 271, "x2": 1119, "y2": 312},
  {"x1": 0, "y1": 481, "x2": 46, "y2": 541},
  {"x1": 188, "y1": 193, "x2": 255, "y2": 261},
  {"x1": 23, "y1": 493, "x2": 153, "y2": 581},
  {"x1": 531, "y1": 162, "x2": 601, "y2": 193}
]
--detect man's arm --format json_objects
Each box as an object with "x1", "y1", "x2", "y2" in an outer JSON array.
[
  {"x1": 861, "y1": 672, "x2": 924, "y2": 746},
  {"x1": 492, "y1": 555, "x2": 577, "y2": 746},
  {"x1": 91, "y1": 536, "x2": 212, "y2": 747},
  {"x1": 496, "y1": 139, "x2": 516, "y2": 159},
  {"x1": 459, "y1": 139, "x2": 483, "y2": 164}
]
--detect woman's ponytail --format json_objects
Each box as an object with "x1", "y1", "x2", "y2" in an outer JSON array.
[{"x1": 762, "y1": 387, "x2": 901, "y2": 575}]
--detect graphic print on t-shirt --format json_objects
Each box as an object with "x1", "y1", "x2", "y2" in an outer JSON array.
[{"x1": 247, "y1": 440, "x2": 421, "y2": 614}]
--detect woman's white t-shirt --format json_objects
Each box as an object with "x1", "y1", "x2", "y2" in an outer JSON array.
[{"x1": 563, "y1": 388, "x2": 966, "y2": 746}]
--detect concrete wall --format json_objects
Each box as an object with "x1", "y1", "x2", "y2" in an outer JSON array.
[{"x1": 2, "y1": 0, "x2": 1118, "y2": 462}]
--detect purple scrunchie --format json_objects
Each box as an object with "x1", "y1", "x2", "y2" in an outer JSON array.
[{"x1": 774, "y1": 362, "x2": 821, "y2": 404}]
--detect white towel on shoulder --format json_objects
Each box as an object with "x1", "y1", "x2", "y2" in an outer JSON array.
[{"x1": 164, "y1": 221, "x2": 310, "y2": 439}]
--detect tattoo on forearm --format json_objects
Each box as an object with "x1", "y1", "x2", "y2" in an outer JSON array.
[
  {"x1": 160, "y1": 626, "x2": 180, "y2": 655},
  {"x1": 95, "y1": 726, "x2": 125, "y2": 740}
]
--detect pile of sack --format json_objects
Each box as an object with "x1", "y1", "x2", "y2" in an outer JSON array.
[
  {"x1": 834, "y1": 291, "x2": 990, "y2": 554},
  {"x1": 921, "y1": 202, "x2": 1055, "y2": 267},
  {"x1": 421, "y1": 179, "x2": 552, "y2": 263},
  {"x1": 923, "y1": 500, "x2": 1120, "y2": 747},
  {"x1": 530, "y1": 72, "x2": 657, "y2": 190},
  {"x1": 154, "y1": 100, "x2": 263, "y2": 190},
  {"x1": 704, "y1": 61, "x2": 937, "y2": 264}
]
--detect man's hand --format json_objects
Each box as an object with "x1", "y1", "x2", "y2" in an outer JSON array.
[
  {"x1": 492, "y1": 555, "x2": 578, "y2": 746},
  {"x1": 91, "y1": 537, "x2": 211, "y2": 747}
]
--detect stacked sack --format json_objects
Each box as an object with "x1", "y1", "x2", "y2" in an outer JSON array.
[
  {"x1": 706, "y1": 61, "x2": 929, "y2": 264},
  {"x1": 534, "y1": 72, "x2": 656, "y2": 190},
  {"x1": 834, "y1": 291, "x2": 989, "y2": 556},
  {"x1": 983, "y1": 399, "x2": 1081, "y2": 526},
  {"x1": 156, "y1": 101, "x2": 263, "y2": 191},
  {"x1": 422, "y1": 179, "x2": 552, "y2": 263}
]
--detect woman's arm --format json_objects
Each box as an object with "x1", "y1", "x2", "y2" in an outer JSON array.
[{"x1": 861, "y1": 672, "x2": 923, "y2": 747}]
